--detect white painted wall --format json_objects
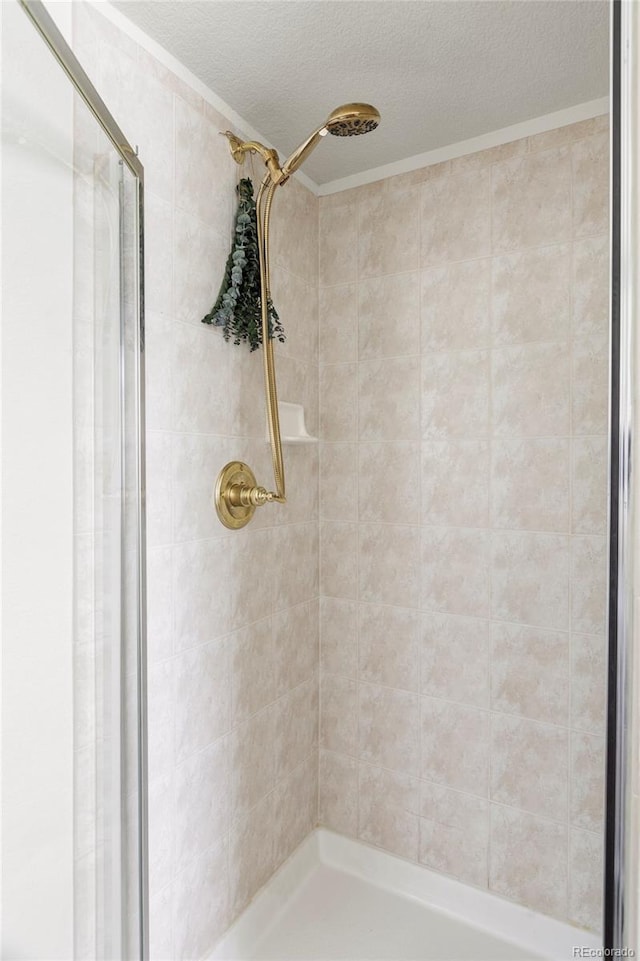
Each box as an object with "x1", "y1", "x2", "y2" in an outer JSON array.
[{"x1": 1, "y1": 1, "x2": 75, "y2": 957}]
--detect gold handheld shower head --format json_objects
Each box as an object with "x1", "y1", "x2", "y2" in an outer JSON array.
[
  {"x1": 281, "y1": 102, "x2": 380, "y2": 178},
  {"x1": 324, "y1": 103, "x2": 381, "y2": 137}
]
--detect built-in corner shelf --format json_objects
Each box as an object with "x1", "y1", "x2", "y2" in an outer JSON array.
[{"x1": 266, "y1": 401, "x2": 318, "y2": 444}]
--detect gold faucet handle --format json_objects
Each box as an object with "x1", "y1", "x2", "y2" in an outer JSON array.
[{"x1": 215, "y1": 461, "x2": 281, "y2": 529}]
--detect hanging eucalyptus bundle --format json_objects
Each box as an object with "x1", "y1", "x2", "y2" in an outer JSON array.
[{"x1": 202, "y1": 178, "x2": 285, "y2": 352}]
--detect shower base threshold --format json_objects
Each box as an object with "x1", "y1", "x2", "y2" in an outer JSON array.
[{"x1": 209, "y1": 829, "x2": 599, "y2": 961}]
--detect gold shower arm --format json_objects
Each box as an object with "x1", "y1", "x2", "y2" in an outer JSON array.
[{"x1": 223, "y1": 131, "x2": 287, "y2": 184}]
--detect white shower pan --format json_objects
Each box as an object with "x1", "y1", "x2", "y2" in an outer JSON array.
[{"x1": 210, "y1": 830, "x2": 599, "y2": 961}]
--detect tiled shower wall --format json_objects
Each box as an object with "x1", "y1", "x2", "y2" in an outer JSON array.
[
  {"x1": 74, "y1": 6, "x2": 319, "y2": 959},
  {"x1": 74, "y1": 2, "x2": 609, "y2": 951},
  {"x1": 318, "y1": 117, "x2": 609, "y2": 932}
]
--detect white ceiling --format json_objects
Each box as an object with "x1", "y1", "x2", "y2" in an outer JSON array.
[{"x1": 112, "y1": 0, "x2": 609, "y2": 187}]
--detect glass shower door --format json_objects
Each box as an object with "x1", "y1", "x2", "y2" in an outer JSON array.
[{"x1": 1, "y1": 1, "x2": 147, "y2": 958}]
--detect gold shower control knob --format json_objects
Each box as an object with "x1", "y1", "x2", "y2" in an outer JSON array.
[{"x1": 215, "y1": 461, "x2": 270, "y2": 529}]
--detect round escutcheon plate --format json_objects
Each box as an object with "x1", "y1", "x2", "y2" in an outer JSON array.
[{"x1": 214, "y1": 461, "x2": 258, "y2": 529}]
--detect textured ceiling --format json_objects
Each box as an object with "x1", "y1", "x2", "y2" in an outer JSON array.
[{"x1": 112, "y1": 0, "x2": 609, "y2": 186}]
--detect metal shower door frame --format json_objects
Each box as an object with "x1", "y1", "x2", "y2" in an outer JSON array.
[
  {"x1": 17, "y1": 2, "x2": 149, "y2": 959},
  {"x1": 604, "y1": 0, "x2": 635, "y2": 951}
]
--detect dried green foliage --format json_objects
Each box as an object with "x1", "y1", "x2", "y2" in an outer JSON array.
[{"x1": 202, "y1": 178, "x2": 285, "y2": 351}]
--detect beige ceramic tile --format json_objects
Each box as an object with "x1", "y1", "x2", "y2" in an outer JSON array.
[
  {"x1": 320, "y1": 364, "x2": 358, "y2": 441},
  {"x1": 270, "y1": 266, "x2": 318, "y2": 366},
  {"x1": 573, "y1": 235, "x2": 610, "y2": 340},
  {"x1": 173, "y1": 538, "x2": 231, "y2": 647},
  {"x1": 420, "y1": 698, "x2": 489, "y2": 796},
  {"x1": 421, "y1": 527, "x2": 491, "y2": 618},
  {"x1": 358, "y1": 682, "x2": 420, "y2": 776},
  {"x1": 492, "y1": 343, "x2": 570, "y2": 437},
  {"x1": 358, "y1": 602, "x2": 421, "y2": 692},
  {"x1": 173, "y1": 212, "x2": 230, "y2": 330},
  {"x1": 145, "y1": 193, "x2": 173, "y2": 317},
  {"x1": 491, "y1": 622, "x2": 569, "y2": 726},
  {"x1": 491, "y1": 244, "x2": 571, "y2": 346},
  {"x1": 490, "y1": 714, "x2": 568, "y2": 821},
  {"x1": 491, "y1": 147, "x2": 572, "y2": 253},
  {"x1": 174, "y1": 640, "x2": 229, "y2": 764},
  {"x1": 322, "y1": 180, "x2": 388, "y2": 209},
  {"x1": 358, "y1": 357, "x2": 421, "y2": 441},
  {"x1": 146, "y1": 547, "x2": 173, "y2": 664},
  {"x1": 171, "y1": 433, "x2": 230, "y2": 544},
  {"x1": 419, "y1": 781, "x2": 489, "y2": 887},
  {"x1": 272, "y1": 178, "x2": 318, "y2": 284},
  {"x1": 278, "y1": 354, "x2": 319, "y2": 437},
  {"x1": 319, "y1": 285, "x2": 358, "y2": 364},
  {"x1": 489, "y1": 804, "x2": 567, "y2": 919},
  {"x1": 491, "y1": 531, "x2": 570, "y2": 631},
  {"x1": 421, "y1": 259, "x2": 491, "y2": 353},
  {"x1": 321, "y1": 443, "x2": 358, "y2": 522},
  {"x1": 421, "y1": 350, "x2": 490, "y2": 440},
  {"x1": 421, "y1": 167, "x2": 491, "y2": 266},
  {"x1": 228, "y1": 794, "x2": 275, "y2": 920},
  {"x1": 274, "y1": 678, "x2": 318, "y2": 782},
  {"x1": 174, "y1": 95, "x2": 234, "y2": 232},
  {"x1": 359, "y1": 523, "x2": 420, "y2": 608},
  {"x1": 228, "y1": 529, "x2": 274, "y2": 632},
  {"x1": 572, "y1": 437, "x2": 608, "y2": 535},
  {"x1": 272, "y1": 522, "x2": 319, "y2": 612},
  {"x1": 572, "y1": 333, "x2": 609, "y2": 436},
  {"x1": 319, "y1": 750, "x2": 358, "y2": 837},
  {"x1": 273, "y1": 600, "x2": 318, "y2": 697},
  {"x1": 359, "y1": 442, "x2": 420, "y2": 524},
  {"x1": 527, "y1": 115, "x2": 608, "y2": 153},
  {"x1": 320, "y1": 521, "x2": 358, "y2": 599},
  {"x1": 572, "y1": 134, "x2": 609, "y2": 238},
  {"x1": 148, "y1": 773, "x2": 174, "y2": 894},
  {"x1": 320, "y1": 673, "x2": 358, "y2": 756},
  {"x1": 571, "y1": 633, "x2": 607, "y2": 735},
  {"x1": 229, "y1": 707, "x2": 276, "y2": 822},
  {"x1": 387, "y1": 162, "x2": 450, "y2": 192},
  {"x1": 570, "y1": 731, "x2": 605, "y2": 833},
  {"x1": 490, "y1": 438, "x2": 570, "y2": 532},
  {"x1": 227, "y1": 346, "x2": 268, "y2": 439},
  {"x1": 421, "y1": 440, "x2": 490, "y2": 528},
  {"x1": 358, "y1": 271, "x2": 420, "y2": 359},
  {"x1": 229, "y1": 617, "x2": 275, "y2": 725},
  {"x1": 273, "y1": 754, "x2": 317, "y2": 869},
  {"x1": 359, "y1": 185, "x2": 420, "y2": 278},
  {"x1": 421, "y1": 613, "x2": 489, "y2": 708},
  {"x1": 147, "y1": 431, "x2": 172, "y2": 548},
  {"x1": 172, "y1": 321, "x2": 229, "y2": 434},
  {"x1": 319, "y1": 200, "x2": 357, "y2": 287},
  {"x1": 149, "y1": 884, "x2": 173, "y2": 961},
  {"x1": 320, "y1": 597, "x2": 358, "y2": 678},
  {"x1": 358, "y1": 762, "x2": 419, "y2": 861},
  {"x1": 172, "y1": 838, "x2": 229, "y2": 961},
  {"x1": 568, "y1": 828, "x2": 604, "y2": 934},
  {"x1": 280, "y1": 444, "x2": 319, "y2": 526},
  {"x1": 571, "y1": 535, "x2": 608, "y2": 635},
  {"x1": 453, "y1": 139, "x2": 527, "y2": 173}
]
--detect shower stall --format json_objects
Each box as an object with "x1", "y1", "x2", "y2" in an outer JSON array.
[{"x1": 1, "y1": 0, "x2": 637, "y2": 959}]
